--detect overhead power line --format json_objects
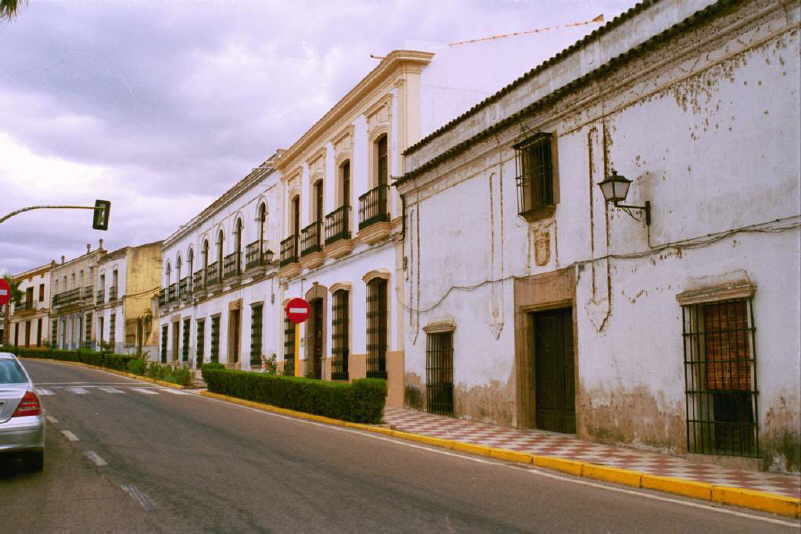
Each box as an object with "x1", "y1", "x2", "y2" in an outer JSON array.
[{"x1": 448, "y1": 14, "x2": 605, "y2": 47}]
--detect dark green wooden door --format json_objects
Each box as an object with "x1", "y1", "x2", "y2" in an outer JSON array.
[{"x1": 533, "y1": 308, "x2": 575, "y2": 433}]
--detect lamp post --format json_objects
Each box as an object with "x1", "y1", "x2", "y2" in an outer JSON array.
[{"x1": 598, "y1": 170, "x2": 651, "y2": 226}]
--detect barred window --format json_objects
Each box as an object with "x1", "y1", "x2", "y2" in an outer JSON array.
[
  {"x1": 331, "y1": 290, "x2": 349, "y2": 380},
  {"x1": 250, "y1": 303, "x2": 263, "y2": 367},
  {"x1": 366, "y1": 278, "x2": 388, "y2": 379},
  {"x1": 426, "y1": 332, "x2": 454, "y2": 416},
  {"x1": 182, "y1": 318, "x2": 191, "y2": 362},
  {"x1": 161, "y1": 325, "x2": 168, "y2": 363},
  {"x1": 683, "y1": 299, "x2": 758, "y2": 457},
  {"x1": 514, "y1": 133, "x2": 555, "y2": 218},
  {"x1": 84, "y1": 313, "x2": 93, "y2": 350},
  {"x1": 283, "y1": 316, "x2": 295, "y2": 376},
  {"x1": 109, "y1": 313, "x2": 116, "y2": 348},
  {"x1": 210, "y1": 315, "x2": 220, "y2": 363},
  {"x1": 196, "y1": 319, "x2": 205, "y2": 365}
]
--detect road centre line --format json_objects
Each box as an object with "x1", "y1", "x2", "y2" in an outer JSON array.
[
  {"x1": 197, "y1": 393, "x2": 800, "y2": 529},
  {"x1": 85, "y1": 451, "x2": 108, "y2": 467},
  {"x1": 61, "y1": 430, "x2": 79, "y2": 442},
  {"x1": 46, "y1": 415, "x2": 58, "y2": 424},
  {"x1": 120, "y1": 484, "x2": 156, "y2": 511}
]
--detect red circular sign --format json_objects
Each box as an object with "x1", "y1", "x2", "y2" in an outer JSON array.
[
  {"x1": 0, "y1": 278, "x2": 10, "y2": 307},
  {"x1": 285, "y1": 297, "x2": 310, "y2": 324}
]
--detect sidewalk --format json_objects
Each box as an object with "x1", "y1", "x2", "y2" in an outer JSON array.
[{"x1": 383, "y1": 407, "x2": 800, "y2": 500}]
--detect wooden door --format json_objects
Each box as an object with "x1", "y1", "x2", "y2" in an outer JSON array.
[
  {"x1": 533, "y1": 308, "x2": 575, "y2": 433},
  {"x1": 230, "y1": 309, "x2": 240, "y2": 364},
  {"x1": 310, "y1": 299, "x2": 323, "y2": 379}
]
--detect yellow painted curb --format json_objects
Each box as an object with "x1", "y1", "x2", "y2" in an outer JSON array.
[
  {"x1": 451, "y1": 441, "x2": 492, "y2": 457},
  {"x1": 489, "y1": 447, "x2": 534, "y2": 464},
  {"x1": 712, "y1": 486, "x2": 801, "y2": 518},
  {"x1": 582, "y1": 464, "x2": 642, "y2": 488},
  {"x1": 391, "y1": 431, "x2": 455, "y2": 450},
  {"x1": 642, "y1": 475, "x2": 712, "y2": 500},
  {"x1": 533, "y1": 456, "x2": 585, "y2": 476}
]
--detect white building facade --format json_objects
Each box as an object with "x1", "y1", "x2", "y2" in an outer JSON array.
[
  {"x1": 157, "y1": 156, "x2": 283, "y2": 368},
  {"x1": 9, "y1": 262, "x2": 54, "y2": 348},
  {"x1": 398, "y1": 0, "x2": 800, "y2": 471}
]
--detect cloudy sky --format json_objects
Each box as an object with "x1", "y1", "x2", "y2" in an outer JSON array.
[{"x1": 0, "y1": 0, "x2": 633, "y2": 275}]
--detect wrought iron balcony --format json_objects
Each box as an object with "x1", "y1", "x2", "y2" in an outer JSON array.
[
  {"x1": 96, "y1": 290, "x2": 105, "y2": 305},
  {"x1": 158, "y1": 290, "x2": 167, "y2": 307},
  {"x1": 192, "y1": 270, "x2": 204, "y2": 289},
  {"x1": 206, "y1": 262, "x2": 220, "y2": 285},
  {"x1": 53, "y1": 288, "x2": 82, "y2": 308},
  {"x1": 300, "y1": 221, "x2": 321, "y2": 256},
  {"x1": 280, "y1": 235, "x2": 298, "y2": 267},
  {"x1": 168, "y1": 283, "x2": 177, "y2": 302},
  {"x1": 82, "y1": 286, "x2": 94, "y2": 301},
  {"x1": 245, "y1": 240, "x2": 274, "y2": 270},
  {"x1": 178, "y1": 277, "x2": 189, "y2": 296},
  {"x1": 223, "y1": 252, "x2": 239, "y2": 279},
  {"x1": 108, "y1": 286, "x2": 118, "y2": 303},
  {"x1": 16, "y1": 299, "x2": 34, "y2": 312},
  {"x1": 325, "y1": 205, "x2": 351, "y2": 245},
  {"x1": 358, "y1": 184, "x2": 389, "y2": 230}
]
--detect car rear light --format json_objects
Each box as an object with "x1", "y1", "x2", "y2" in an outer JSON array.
[{"x1": 12, "y1": 391, "x2": 41, "y2": 417}]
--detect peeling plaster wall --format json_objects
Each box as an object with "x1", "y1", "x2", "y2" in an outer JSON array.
[{"x1": 400, "y1": 0, "x2": 800, "y2": 468}]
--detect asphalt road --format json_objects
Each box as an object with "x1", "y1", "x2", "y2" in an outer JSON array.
[{"x1": 1, "y1": 359, "x2": 797, "y2": 533}]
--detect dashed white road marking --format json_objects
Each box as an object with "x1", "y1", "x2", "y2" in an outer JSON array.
[
  {"x1": 98, "y1": 386, "x2": 124, "y2": 394},
  {"x1": 36, "y1": 388, "x2": 54, "y2": 396},
  {"x1": 61, "y1": 430, "x2": 79, "y2": 442},
  {"x1": 131, "y1": 387, "x2": 159, "y2": 395},
  {"x1": 46, "y1": 415, "x2": 59, "y2": 424},
  {"x1": 68, "y1": 387, "x2": 89, "y2": 395},
  {"x1": 85, "y1": 451, "x2": 108, "y2": 467},
  {"x1": 120, "y1": 484, "x2": 156, "y2": 511}
]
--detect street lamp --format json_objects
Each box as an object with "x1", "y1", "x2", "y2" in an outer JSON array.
[{"x1": 598, "y1": 170, "x2": 651, "y2": 226}]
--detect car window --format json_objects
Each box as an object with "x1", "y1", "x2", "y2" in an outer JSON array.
[{"x1": 0, "y1": 360, "x2": 28, "y2": 384}]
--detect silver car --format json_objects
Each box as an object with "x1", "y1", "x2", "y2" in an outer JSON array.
[{"x1": 0, "y1": 352, "x2": 45, "y2": 471}]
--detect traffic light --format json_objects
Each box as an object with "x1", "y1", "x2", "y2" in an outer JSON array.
[{"x1": 92, "y1": 199, "x2": 111, "y2": 231}]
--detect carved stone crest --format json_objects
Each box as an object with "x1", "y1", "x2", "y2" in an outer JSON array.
[{"x1": 534, "y1": 229, "x2": 550, "y2": 266}]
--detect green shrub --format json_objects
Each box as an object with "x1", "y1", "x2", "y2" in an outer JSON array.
[
  {"x1": 146, "y1": 362, "x2": 192, "y2": 386},
  {"x1": 202, "y1": 367, "x2": 386, "y2": 424},
  {"x1": 127, "y1": 358, "x2": 147, "y2": 375}
]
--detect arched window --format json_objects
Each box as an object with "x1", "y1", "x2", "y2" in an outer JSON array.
[
  {"x1": 340, "y1": 160, "x2": 351, "y2": 207},
  {"x1": 235, "y1": 218, "x2": 243, "y2": 273},
  {"x1": 217, "y1": 230, "x2": 224, "y2": 282},
  {"x1": 258, "y1": 203, "x2": 267, "y2": 256},
  {"x1": 375, "y1": 134, "x2": 388, "y2": 187},
  {"x1": 188, "y1": 248, "x2": 194, "y2": 291},
  {"x1": 165, "y1": 262, "x2": 171, "y2": 287},
  {"x1": 176, "y1": 255, "x2": 182, "y2": 282},
  {"x1": 202, "y1": 240, "x2": 209, "y2": 286}
]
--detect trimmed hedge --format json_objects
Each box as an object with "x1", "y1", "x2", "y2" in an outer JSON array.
[
  {"x1": 2, "y1": 346, "x2": 192, "y2": 386},
  {"x1": 202, "y1": 364, "x2": 386, "y2": 424}
]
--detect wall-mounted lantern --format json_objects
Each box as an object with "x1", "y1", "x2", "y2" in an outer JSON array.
[{"x1": 598, "y1": 170, "x2": 651, "y2": 226}]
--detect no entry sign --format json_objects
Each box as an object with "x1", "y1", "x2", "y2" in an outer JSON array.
[
  {"x1": 0, "y1": 278, "x2": 10, "y2": 306},
  {"x1": 285, "y1": 297, "x2": 310, "y2": 324}
]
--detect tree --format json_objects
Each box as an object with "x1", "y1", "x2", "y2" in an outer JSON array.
[
  {"x1": 2, "y1": 274, "x2": 22, "y2": 345},
  {"x1": 1, "y1": 0, "x2": 23, "y2": 19}
]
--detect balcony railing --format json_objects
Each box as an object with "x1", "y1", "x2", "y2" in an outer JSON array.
[
  {"x1": 168, "y1": 283, "x2": 177, "y2": 302},
  {"x1": 178, "y1": 277, "x2": 189, "y2": 297},
  {"x1": 223, "y1": 252, "x2": 239, "y2": 279},
  {"x1": 280, "y1": 235, "x2": 298, "y2": 267},
  {"x1": 16, "y1": 299, "x2": 34, "y2": 312},
  {"x1": 53, "y1": 288, "x2": 81, "y2": 307},
  {"x1": 96, "y1": 290, "x2": 105, "y2": 305},
  {"x1": 206, "y1": 262, "x2": 220, "y2": 285},
  {"x1": 158, "y1": 290, "x2": 167, "y2": 307},
  {"x1": 325, "y1": 205, "x2": 351, "y2": 245},
  {"x1": 358, "y1": 184, "x2": 389, "y2": 230},
  {"x1": 193, "y1": 270, "x2": 204, "y2": 290},
  {"x1": 300, "y1": 221, "x2": 321, "y2": 256},
  {"x1": 83, "y1": 286, "x2": 94, "y2": 301},
  {"x1": 108, "y1": 286, "x2": 118, "y2": 303},
  {"x1": 245, "y1": 240, "x2": 274, "y2": 270}
]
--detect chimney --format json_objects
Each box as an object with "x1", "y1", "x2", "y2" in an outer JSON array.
[
  {"x1": 87, "y1": 243, "x2": 91, "y2": 255},
  {"x1": 61, "y1": 256, "x2": 65, "y2": 264},
  {"x1": 99, "y1": 238, "x2": 104, "y2": 250}
]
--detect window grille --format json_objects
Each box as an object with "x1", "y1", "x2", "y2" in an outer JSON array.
[
  {"x1": 426, "y1": 332, "x2": 454, "y2": 416},
  {"x1": 514, "y1": 133, "x2": 554, "y2": 216},
  {"x1": 210, "y1": 316, "x2": 220, "y2": 363},
  {"x1": 196, "y1": 319, "x2": 205, "y2": 365},
  {"x1": 36, "y1": 318, "x2": 42, "y2": 347},
  {"x1": 109, "y1": 313, "x2": 116, "y2": 348},
  {"x1": 84, "y1": 313, "x2": 92, "y2": 350},
  {"x1": 283, "y1": 316, "x2": 295, "y2": 376},
  {"x1": 182, "y1": 318, "x2": 191, "y2": 362},
  {"x1": 683, "y1": 299, "x2": 758, "y2": 457},
  {"x1": 51, "y1": 321, "x2": 58, "y2": 348},
  {"x1": 366, "y1": 278, "x2": 388, "y2": 379},
  {"x1": 331, "y1": 290, "x2": 349, "y2": 380},
  {"x1": 250, "y1": 304, "x2": 263, "y2": 367},
  {"x1": 161, "y1": 325, "x2": 168, "y2": 363}
]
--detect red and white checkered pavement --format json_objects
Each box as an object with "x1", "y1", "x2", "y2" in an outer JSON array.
[{"x1": 383, "y1": 407, "x2": 801, "y2": 499}]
